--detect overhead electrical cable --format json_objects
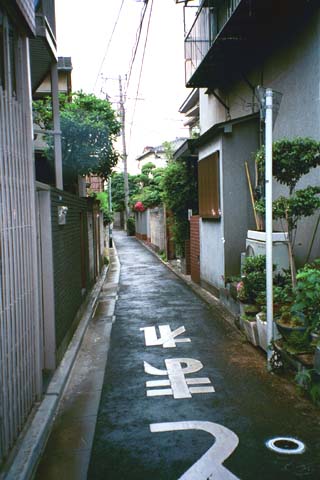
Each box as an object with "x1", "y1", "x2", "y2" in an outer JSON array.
[
  {"x1": 93, "y1": 0, "x2": 125, "y2": 91},
  {"x1": 126, "y1": 0, "x2": 149, "y2": 91},
  {"x1": 128, "y1": 0, "x2": 154, "y2": 145}
]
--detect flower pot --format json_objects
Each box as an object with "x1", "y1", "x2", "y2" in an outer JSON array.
[
  {"x1": 256, "y1": 312, "x2": 267, "y2": 351},
  {"x1": 242, "y1": 317, "x2": 259, "y2": 346},
  {"x1": 275, "y1": 321, "x2": 307, "y2": 343}
]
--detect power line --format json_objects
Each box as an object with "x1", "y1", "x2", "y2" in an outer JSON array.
[
  {"x1": 126, "y1": 1, "x2": 149, "y2": 91},
  {"x1": 93, "y1": 0, "x2": 125, "y2": 91},
  {"x1": 128, "y1": 0, "x2": 154, "y2": 146}
]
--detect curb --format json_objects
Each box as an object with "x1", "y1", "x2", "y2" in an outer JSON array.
[{"x1": 5, "y1": 266, "x2": 108, "y2": 480}]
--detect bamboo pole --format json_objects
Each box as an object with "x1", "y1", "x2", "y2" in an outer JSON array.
[{"x1": 245, "y1": 161, "x2": 260, "y2": 230}]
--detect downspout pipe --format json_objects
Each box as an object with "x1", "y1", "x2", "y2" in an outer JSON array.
[{"x1": 265, "y1": 88, "x2": 273, "y2": 368}]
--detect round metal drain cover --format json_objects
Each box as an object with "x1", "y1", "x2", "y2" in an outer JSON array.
[{"x1": 266, "y1": 437, "x2": 306, "y2": 455}]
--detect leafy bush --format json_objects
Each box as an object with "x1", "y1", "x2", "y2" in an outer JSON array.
[
  {"x1": 237, "y1": 255, "x2": 266, "y2": 304},
  {"x1": 255, "y1": 137, "x2": 320, "y2": 287},
  {"x1": 161, "y1": 157, "x2": 198, "y2": 255},
  {"x1": 291, "y1": 261, "x2": 320, "y2": 329},
  {"x1": 126, "y1": 217, "x2": 135, "y2": 236},
  {"x1": 256, "y1": 138, "x2": 320, "y2": 192}
]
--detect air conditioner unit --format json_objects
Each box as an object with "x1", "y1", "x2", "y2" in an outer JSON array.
[{"x1": 246, "y1": 230, "x2": 289, "y2": 273}]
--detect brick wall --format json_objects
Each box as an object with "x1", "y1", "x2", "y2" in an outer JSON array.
[
  {"x1": 190, "y1": 215, "x2": 200, "y2": 284},
  {"x1": 50, "y1": 189, "x2": 91, "y2": 356},
  {"x1": 185, "y1": 239, "x2": 191, "y2": 275}
]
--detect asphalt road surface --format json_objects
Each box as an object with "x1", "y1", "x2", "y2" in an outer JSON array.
[{"x1": 88, "y1": 231, "x2": 320, "y2": 480}]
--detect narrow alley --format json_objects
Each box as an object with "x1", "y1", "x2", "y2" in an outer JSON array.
[{"x1": 37, "y1": 231, "x2": 320, "y2": 479}]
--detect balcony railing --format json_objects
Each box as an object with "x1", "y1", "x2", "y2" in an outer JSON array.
[{"x1": 184, "y1": 0, "x2": 241, "y2": 85}]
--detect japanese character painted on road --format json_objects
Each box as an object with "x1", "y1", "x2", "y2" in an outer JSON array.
[
  {"x1": 144, "y1": 358, "x2": 215, "y2": 399},
  {"x1": 140, "y1": 325, "x2": 191, "y2": 348},
  {"x1": 150, "y1": 421, "x2": 239, "y2": 480}
]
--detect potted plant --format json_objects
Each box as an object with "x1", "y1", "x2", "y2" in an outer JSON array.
[{"x1": 237, "y1": 255, "x2": 266, "y2": 346}]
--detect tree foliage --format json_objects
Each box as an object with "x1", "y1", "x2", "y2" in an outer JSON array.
[
  {"x1": 255, "y1": 137, "x2": 320, "y2": 286},
  {"x1": 131, "y1": 163, "x2": 165, "y2": 209},
  {"x1": 256, "y1": 138, "x2": 320, "y2": 193},
  {"x1": 33, "y1": 92, "x2": 121, "y2": 187},
  {"x1": 161, "y1": 157, "x2": 198, "y2": 254},
  {"x1": 107, "y1": 172, "x2": 140, "y2": 213},
  {"x1": 94, "y1": 191, "x2": 113, "y2": 225}
]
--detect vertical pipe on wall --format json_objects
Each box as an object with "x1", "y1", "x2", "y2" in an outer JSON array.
[
  {"x1": 51, "y1": 61, "x2": 63, "y2": 190},
  {"x1": 265, "y1": 89, "x2": 273, "y2": 367}
]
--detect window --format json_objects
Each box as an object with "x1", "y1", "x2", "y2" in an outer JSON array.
[{"x1": 198, "y1": 151, "x2": 220, "y2": 218}]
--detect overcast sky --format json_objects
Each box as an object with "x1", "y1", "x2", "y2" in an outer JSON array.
[{"x1": 55, "y1": 0, "x2": 190, "y2": 173}]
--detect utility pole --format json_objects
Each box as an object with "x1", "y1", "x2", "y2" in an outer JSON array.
[{"x1": 119, "y1": 75, "x2": 130, "y2": 228}]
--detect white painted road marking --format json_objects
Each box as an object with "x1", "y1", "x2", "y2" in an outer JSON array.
[
  {"x1": 144, "y1": 358, "x2": 215, "y2": 399},
  {"x1": 150, "y1": 421, "x2": 240, "y2": 480},
  {"x1": 140, "y1": 325, "x2": 191, "y2": 348}
]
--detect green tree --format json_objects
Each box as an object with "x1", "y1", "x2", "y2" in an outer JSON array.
[
  {"x1": 107, "y1": 172, "x2": 140, "y2": 212},
  {"x1": 93, "y1": 191, "x2": 113, "y2": 225},
  {"x1": 33, "y1": 91, "x2": 121, "y2": 189},
  {"x1": 161, "y1": 157, "x2": 198, "y2": 255},
  {"x1": 132, "y1": 163, "x2": 165, "y2": 208},
  {"x1": 255, "y1": 137, "x2": 320, "y2": 286}
]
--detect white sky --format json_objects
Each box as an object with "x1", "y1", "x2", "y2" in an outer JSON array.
[{"x1": 55, "y1": 0, "x2": 190, "y2": 173}]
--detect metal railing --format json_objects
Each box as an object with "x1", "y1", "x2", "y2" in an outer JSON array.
[
  {"x1": 184, "y1": 0, "x2": 241, "y2": 83},
  {"x1": 0, "y1": 86, "x2": 40, "y2": 465}
]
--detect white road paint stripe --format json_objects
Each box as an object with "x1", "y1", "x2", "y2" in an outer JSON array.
[{"x1": 150, "y1": 421, "x2": 239, "y2": 480}]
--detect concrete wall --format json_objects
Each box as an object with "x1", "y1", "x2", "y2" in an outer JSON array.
[
  {"x1": 222, "y1": 119, "x2": 260, "y2": 277},
  {"x1": 199, "y1": 138, "x2": 225, "y2": 290},
  {"x1": 190, "y1": 215, "x2": 200, "y2": 284},
  {"x1": 200, "y1": 11, "x2": 320, "y2": 140},
  {"x1": 199, "y1": 9, "x2": 320, "y2": 272},
  {"x1": 150, "y1": 206, "x2": 166, "y2": 252},
  {"x1": 135, "y1": 211, "x2": 148, "y2": 239}
]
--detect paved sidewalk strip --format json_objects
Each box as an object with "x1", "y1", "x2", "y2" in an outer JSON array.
[{"x1": 33, "y1": 248, "x2": 120, "y2": 480}]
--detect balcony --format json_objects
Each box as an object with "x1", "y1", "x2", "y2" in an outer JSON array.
[
  {"x1": 184, "y1": 0, "x2": 317, "y2": 89},
  {"x1": 29, "y1": 0, "x2": 57, "y2": 91},
  {"x1": 185, "y1": 0, "x2": 241, "y2": 86}
]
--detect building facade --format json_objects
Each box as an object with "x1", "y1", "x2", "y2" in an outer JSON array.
[{"x1": 178, "y1": 0, "x2": 320, "y2": 294}]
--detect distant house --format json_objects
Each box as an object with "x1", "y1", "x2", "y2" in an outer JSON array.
[
  {"x1": 177, "y1": 0, "x2": 320, "y2": 295},
  {"x1": 136, "y1": 138, "x2": 188, "y2": 171}
]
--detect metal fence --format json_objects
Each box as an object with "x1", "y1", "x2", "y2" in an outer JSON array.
[{"x1": 0, "y1": 86, "x2": 40, "y2": 465}]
